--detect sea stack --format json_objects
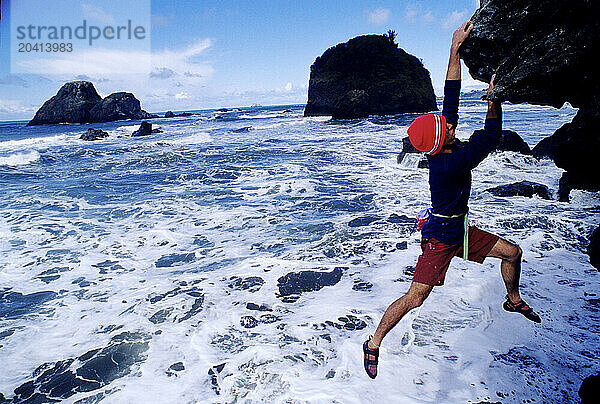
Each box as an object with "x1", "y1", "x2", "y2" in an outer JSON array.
[
  {"x1": 27, "y1": 81, "x2": 102, "y2": 125},
  {"x1": 28, "y1": 81, "x2": 155, "y2": 125},
  {"x1": 460, "y1": 0, "x2": 600, "y2": 197},
  {"x1": 304, "y1": 34, "x2": 437, "y2": 119}
]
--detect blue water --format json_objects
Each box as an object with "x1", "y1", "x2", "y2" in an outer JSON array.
[{"x1": 1, "y1": 100, "x2": 599, "y2": 403}]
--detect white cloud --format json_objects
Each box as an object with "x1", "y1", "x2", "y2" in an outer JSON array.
[
  {"x1": 0, "y1": 99, "x2": 37, "y2": 115},
  {"x1": 175, "y1": 92, "x2": 190, "y2": 99},
  {"x1": 81, "y1": 3, "x2": 115, "y2": 25},
  {"x1": 404, "y1": 5, "x2": 436, "y2": 25},
  {"x1": 368, "y1": 8, "x2": 391, "y2": 26},
  {"x1": 442, "y1": 10, "x2": 470, "y2": 30},
  {"x1": 284, "y1": 82, "x2": 293, "y2": 92}
]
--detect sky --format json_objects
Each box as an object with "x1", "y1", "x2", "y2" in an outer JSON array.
[{"x1": 0, "y1": 0, "x2": 483, "y2": 120}]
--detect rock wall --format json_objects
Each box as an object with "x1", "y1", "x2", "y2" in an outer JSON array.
[{"x1": 460, "y1": 0, "x2": 600, "y2": 196}]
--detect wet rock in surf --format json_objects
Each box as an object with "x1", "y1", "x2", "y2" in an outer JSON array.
[
  {"x1": 588, "y1": 226, "x2": 600, "y2": 271},
  {"x1": 80, "y1": 128, "x2": 109, "y2": 141},
  {"x1": 314, "y1": 314, "x2": 367, "y2": 331},
  {"x1": 387, "y1": 214, "x2": 416, "y2": 225},
  {"x1": 397, "y1": 137, "x2": 428, "y2": 168},
  {"x1": 132, "y1": 121, "x2": 159, "y2": 137},
  {"x1": 277, "y1": 268, "x2": 343, "y2": 302},
  {"x1": 484, "y1": 181, "x2": 552, "y2": 200},
  {"x1": 0, "y1": 290, "x2": 57, "y2": 319},
  {"x1": 492, "y1": 130, "x2": 532, "y2": 154},
  {"x1": 246, "y1": 302, "x2": 272, "y2": 311},
  {"x1": 579, "y1": 372, "x2": 600, "y2": 403},
  {"x1": 155, "y1": 252, "x2": 195, "y2": 268},
  {"x1": 208, "y1": 363, "x2": 226, "y2": 395},
  {"x1": 348, "y1": 215, "x2": 380, "y2": 227},
  {"x1": 240, "y1": 315, "x2": 259, "y2": 328},
  {"x1": 227, "y1": 276, "x2": 265, "y2": 292},
  {"x1": 5, "y1": 332, "x2": 149, "y2": 402}
]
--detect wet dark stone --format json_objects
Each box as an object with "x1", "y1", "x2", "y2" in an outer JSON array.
[
  {"x1": 396, "y1": 241, "x2": 408, "y2": 250},
  {"x1": 228, "y1": 276, "x2": 264, "y2": 292},
  {"x1": 485, "y1": 181, "x2": 552, "y2": 200},
  {"x1": 387, "y1": 214, "x2": 416, "y2": 225},
  {"x1": 208, "y1": 363, "x2": 226, "y2": 395},
  {"x1": 169, "y1": 362, "x2": 185, "y2": 372},
  {"x1": 277, "y1": 268, "x2": 343, "y2": 302},
  {"x1": 7, "y1": 332, "x2": 149, "y2": 402},
  {"x1": 352, "y1": 280, "x2": 373, "y2": 291},
  {"x1": 155, "y1": 253, "x2": 195, "y2": 268},
  {"x1": 337, "y1": 315, "x2": 367, "y2": 331},
  {"x1": 397, "y1": 137, "x2": 429, "y2": 168},
  {"x1": 246, "y1": 302, "x2": 271, "y2": 311},
  {"x1": 259, "y1": 314, "x2": 280, "y2": 324},
  {"x1": 131, "y1": 121, "x2": 154, "y2": 137},
  {"x1": 177, "y1": 296, "x2": 204, "y2": 323},
  {"x1": 80, "y1": 128, "x2": 108, "y2": 141},
  {"x1": 0, "y1": 290, "x2": 57, "y2": 319},
  {"x1": 93, "y1": 260, "x2": 125, "y2": 274},
  {"x1": 588, "y1": 226, "x2": 600, "y2": 271},
  {"x1": 149, "y1": 308, "x2": 172, "y2": 324},
  {"x1": 579, "y1": 372, "x2": 600, "y2": 403},
  {"x1": 348, "y1": 215, "x2": 380, "y2": 227},
  {"x1": 483, "y1": 129, "x2": 533, "y2": 154},
  {"x1": 240, "y1": 315, "x2": 259, "y2": 328}
]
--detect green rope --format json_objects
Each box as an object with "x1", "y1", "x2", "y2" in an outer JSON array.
[{"x1": 431, "y1": 210, "x2": 469, "y2": 260}]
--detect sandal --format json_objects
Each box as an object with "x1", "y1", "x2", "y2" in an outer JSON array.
[
  {"x1": 503, "y1": 295, "x2": 541, "y2": 323},
  {"x1": 363, "y1": 337, "x2": 379, "y2": 379}
]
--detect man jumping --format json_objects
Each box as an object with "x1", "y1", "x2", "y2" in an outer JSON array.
[{"x1": 362, "y1": 21, "x2": 541, "y2": 379}]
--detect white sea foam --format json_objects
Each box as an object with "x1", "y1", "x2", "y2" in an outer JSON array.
[
  {"x1": 0, "y1": 150, "x2": 41, "y2": 166},
  {"x1": 0, "y1": 103, "x2": 597, "y2": 403}
]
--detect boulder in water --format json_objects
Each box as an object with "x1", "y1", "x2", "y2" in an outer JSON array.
[
  {"x1": 80, "y1": 128, "x2": 109, "y2": 141},
  {"x1": 485, "y1": 181, "x2": 552, "y2": 200},
  {"x1": 305, "y1": 34, "x2": 437, "y2": 119}
]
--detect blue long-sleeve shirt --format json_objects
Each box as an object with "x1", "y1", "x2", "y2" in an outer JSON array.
[{"x1": 421, "y1": 80, "x2": 501, "y2": 245}]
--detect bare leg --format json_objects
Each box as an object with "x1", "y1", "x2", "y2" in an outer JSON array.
[
  {"x1": 369, "y1": 281, "x2": 433, "y2": 349},
  {"x1": 487, "y1": 238, "x2": 523, "y2": 303}
]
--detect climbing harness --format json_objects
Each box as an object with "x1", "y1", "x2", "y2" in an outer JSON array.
[{"x1": 416, "y1": 208, "x2": 469, "y2": 260}]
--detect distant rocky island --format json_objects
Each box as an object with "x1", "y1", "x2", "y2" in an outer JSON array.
[
  {"x1": 28, "y1": 81, "x2": 156, "y2": 126},
  {"x1": 304, "y1": 33, "x2": 437, "y2": 119}
]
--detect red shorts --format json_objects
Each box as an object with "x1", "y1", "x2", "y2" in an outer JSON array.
[{"x1": 413, "y1": 226, "x2": 500, "y2": 286}]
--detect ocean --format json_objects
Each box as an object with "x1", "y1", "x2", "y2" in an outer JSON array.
[{"x1": 0, "y1": 98, "x2": 598, "y2": 403}]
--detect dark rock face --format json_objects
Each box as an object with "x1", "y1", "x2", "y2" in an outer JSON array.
[
  {"x1": 460, "y1": 0, "x2": 600, "y2": 195},
  {"x1": 277, "y1": 268, "x2": 343, "y2": 302},
  {"x1": 89, "y1": 92, "x2": 155, "y2": 123},
  {"x1": 132, "y1": 121, "x2": 154, "y2": 137},
  {"x1": 28, "y1": 81, "x2": 155, "y2": 125},
  {"x1": 28, "y1": 81, "x2": 102, "y2": 125},
  {"x1": 494, "y1": 130, "x2": 532, "y2": 154},
  {"x1": 80, "y1": 128, "x2": 109, "y2": 141},
  {"x1": 305, "y1": 35, "x2": 437, "y2": 119},
  {"x1": 588, "y1": 226, "x2": 600, "y2": 271},
  {"x1": 164, "y1": 110, "x2": 175, "y2": 118},
  {"x1": 5, "y1": 332, "x2": 149, "y2": 403},
  {"x1": 580, "y1": 372, "x2": 600, "y2": 403},
  {"x1": 485, "y1": 181, "x2": 552, "y2": 200}
]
